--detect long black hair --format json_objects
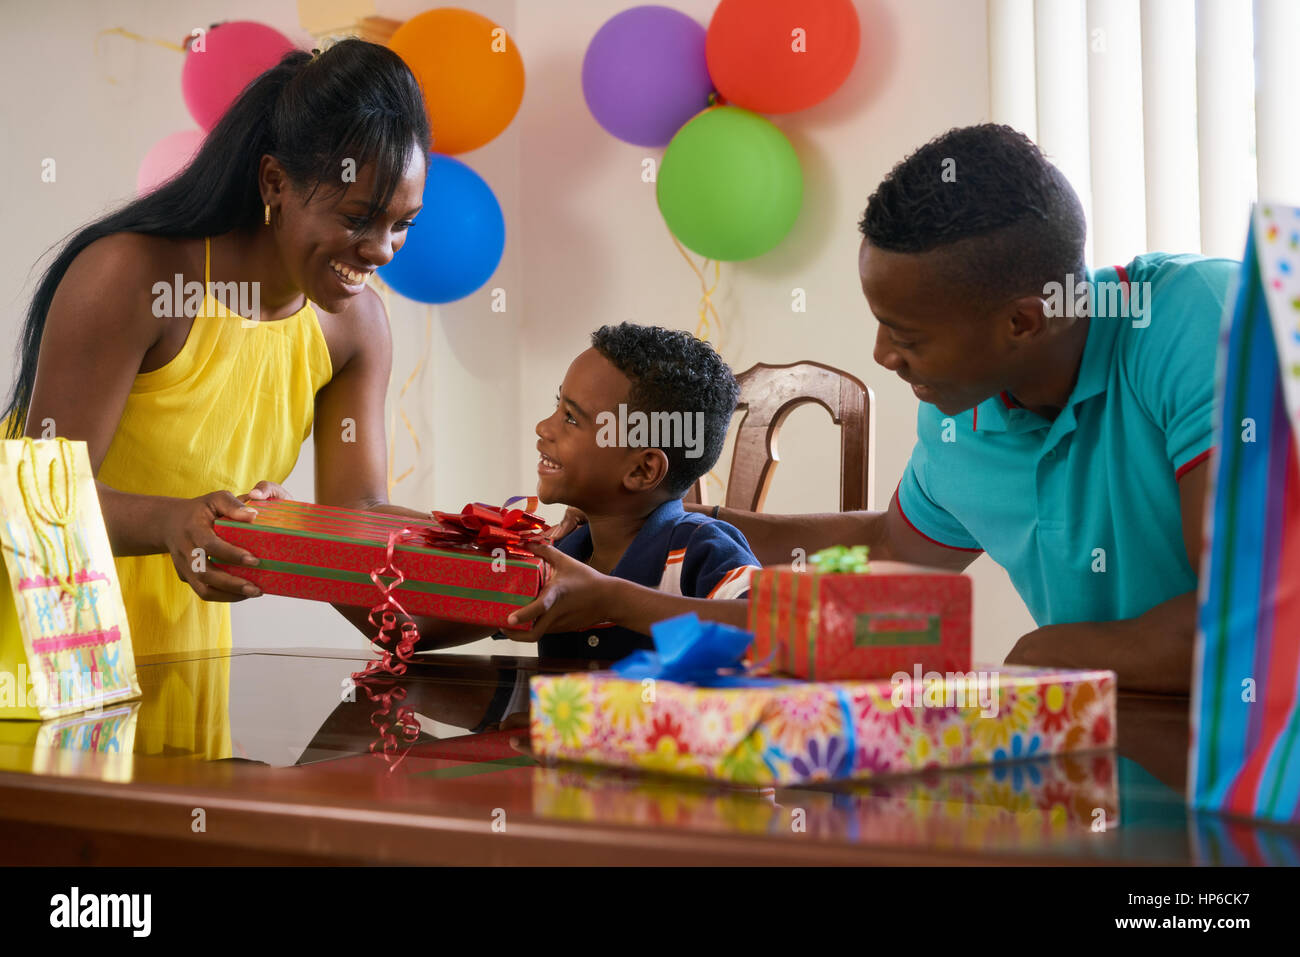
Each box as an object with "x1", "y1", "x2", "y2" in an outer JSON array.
[{"x1": 3, "y1": 37, "x2": 430, "y2": 437}]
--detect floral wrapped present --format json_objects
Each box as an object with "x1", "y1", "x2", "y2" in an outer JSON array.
[
  {"x1": 748, "y1": 549, "x2": 972, "y2": 680},
  {"x1": 530, "y1": 614, "x2": 1115, "y2": 787},
  {"x1": 212, "y1": 498, "x2": 548, "y2": 627}
]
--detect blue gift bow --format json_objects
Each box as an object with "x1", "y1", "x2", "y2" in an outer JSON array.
[
  {"x1": 611, "y1": 613, "x2": 856, "y2": 776},
  {"x1": 611, "y1": 613, "x2": 786, "y2": 687}
]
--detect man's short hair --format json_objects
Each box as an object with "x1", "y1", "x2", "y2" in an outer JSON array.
[{"x1": 859, "y1": 123, "x2": 1087, "y2": 306}]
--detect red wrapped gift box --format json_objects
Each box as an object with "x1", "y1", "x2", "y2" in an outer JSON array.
[
  {"x1": 747, "y1": 560, "x2": 971, "y2": 680},
  {"x1": 212, "y1": 500, "x2": 546, "y2": 627}
]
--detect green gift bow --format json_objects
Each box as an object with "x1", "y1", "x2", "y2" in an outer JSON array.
[{"x1": 808, "y1": 544, "x2": 870, "y2": 574}]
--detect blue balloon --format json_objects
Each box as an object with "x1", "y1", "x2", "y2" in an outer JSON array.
[{"x1": 378, "y1": 154, "x2": 505, "y2": 304}]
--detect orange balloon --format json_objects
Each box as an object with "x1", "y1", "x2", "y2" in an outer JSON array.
[{"x1": 389, "y1": 8, "x2": 525, "y2": 155}]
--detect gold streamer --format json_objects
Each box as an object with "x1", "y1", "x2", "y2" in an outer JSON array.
[
  {"x1": 96, "y1": 26, "x2": 189, "y2": 53},
  {"x1": 94, "y1": 27, "x2": 188, "y2": 87}
]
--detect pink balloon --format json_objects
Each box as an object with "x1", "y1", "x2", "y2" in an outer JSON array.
[
  {"x1": 137, "y1": 129, "x2": 206, "y2": 196},
  {"x1": 181, "y1": 21, "x2": 298, "y2": 132}
]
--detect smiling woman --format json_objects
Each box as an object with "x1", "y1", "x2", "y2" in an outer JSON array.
[{"x1": 0, "y1": 39, "x2": 432, "y2": 658}]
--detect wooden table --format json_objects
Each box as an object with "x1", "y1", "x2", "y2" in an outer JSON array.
[{"x1": 1, "y1": 647, "x2": 1296, "y2": 866}]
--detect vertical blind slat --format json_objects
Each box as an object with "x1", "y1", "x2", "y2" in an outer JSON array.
[
  {"x1": 1087, "y1": 0, "x2": 1149, "y2": 266},
  {"x1": 1035, "y1": 0, "x2": 1095, "y2": 265},
  {"x1": 1140, "y1": 0, "x2": 1201, "y2": 253},
  {"x1": 1253, "y1": 0, "x2": 1300, "y2": 205},
  {"x1": 1196, "y1": 0, "x2": 1257, "y2": 256},
  {"x1": 989, "y1": 0, "x2": 1039, "y2": 139}
]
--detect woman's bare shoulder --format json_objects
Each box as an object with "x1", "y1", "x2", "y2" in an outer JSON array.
[
  {"x1": 51, "y1": 233, "x2": 201, "y2": 341},
  {"x1": 62, "y1": 233, "x2": 204, "y2": 299}
]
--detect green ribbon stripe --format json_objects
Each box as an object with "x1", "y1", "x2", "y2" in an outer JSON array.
[
  {"x1": 766, "y1": 573, "x2": 781, "y2": 669},
  {"x1": 239, "y1": 556, "x2": 535, "y2": 606},
  {"x1": 805, "y1": 575, "x2": 821, "y2": 680}
]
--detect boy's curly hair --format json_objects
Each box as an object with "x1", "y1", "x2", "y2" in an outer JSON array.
[
  {"x1": 591, "y1": 323, "x2": 740, "y2": 497},
  {"x1": 859, "y1": 123, "x2": 1087, "y2": 305}
]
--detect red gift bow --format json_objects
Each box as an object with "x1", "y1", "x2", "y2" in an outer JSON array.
[{"x1": 423, "y1": 495, "x2": 550, "y2": 557}]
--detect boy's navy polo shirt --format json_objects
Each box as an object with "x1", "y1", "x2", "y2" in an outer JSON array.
[
  {"x1": 527, "y1": 497, "x2": 760, "y2": 661},
  {"x1": 896, "y1": 253, "x2": 1239, "y2": 627}
]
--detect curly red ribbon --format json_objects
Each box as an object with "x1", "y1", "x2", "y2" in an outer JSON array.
[
  {"x1": 350, "y1": 498, "x2": 551, "y2": 769},
  {"x1": 351, "y1": 524, "x2": 424, "y2": 768}
]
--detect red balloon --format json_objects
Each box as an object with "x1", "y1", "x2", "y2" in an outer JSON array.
[{"x1": 707, "y1": 0, "x2": 859, "y2": 114}]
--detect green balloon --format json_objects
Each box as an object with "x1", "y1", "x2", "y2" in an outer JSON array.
[{"x1": 657, "y1": 106, "x2": 803, "y2": 261}]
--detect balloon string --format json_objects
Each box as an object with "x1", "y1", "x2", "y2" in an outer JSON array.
[
  {"x1": 670, "y1": 232, "x2": 722, "y2": 343},
  {"x1": 668, "y1": 233, "x2": 728, "y2": 500},
  {"x1": 372, "y1": 276, "x2": 431, "y2": 499}
]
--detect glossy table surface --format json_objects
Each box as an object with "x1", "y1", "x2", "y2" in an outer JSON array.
[{"x1": 1, "y1": 646, "x2": 1298, "y2": 865}]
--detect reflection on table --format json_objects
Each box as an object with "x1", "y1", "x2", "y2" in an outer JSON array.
[{"x1": 2, "y1": 647, "x2": 1298, "y2": 865}]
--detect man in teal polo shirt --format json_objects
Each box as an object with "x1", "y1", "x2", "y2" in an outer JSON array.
[{"x1": 702, "y1": 124, "x2": 1238, "y2": 694}]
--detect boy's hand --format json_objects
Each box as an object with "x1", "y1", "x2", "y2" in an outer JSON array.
[{"x1": 505, "y1": 542, "x2": 615, "y2": 640}]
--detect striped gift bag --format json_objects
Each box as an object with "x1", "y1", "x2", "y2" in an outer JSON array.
[{"x1": 1191, "y1": 204, "x2": 1300, "y2": 824}]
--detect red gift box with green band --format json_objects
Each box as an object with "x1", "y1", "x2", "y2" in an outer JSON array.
[
  {"x1": 747, "y1": 551, "x2": 972, "y2": 680},
  {"x1": 211, "y1": 499, "x2": 547, "y2": 627}
]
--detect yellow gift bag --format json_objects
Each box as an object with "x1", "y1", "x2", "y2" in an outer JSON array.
[{"x1": 0, "y1": 438, "x2": 140, "y2": 719}]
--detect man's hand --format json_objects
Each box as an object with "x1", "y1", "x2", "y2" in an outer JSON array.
[
  {"x1": 1004, "y1": 591, "x2": 1197, "y2": 694},
  {"x1": 505, "y1": 542, "x2": 614, "y2": 640}
]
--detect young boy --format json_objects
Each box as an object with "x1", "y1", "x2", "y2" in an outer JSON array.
[
  {"x1": 504, "y1": 322, "x2": 760, "y2": 660},
  {"x1": 387, "y1": 323, "x2": 758, "y2": 664}
]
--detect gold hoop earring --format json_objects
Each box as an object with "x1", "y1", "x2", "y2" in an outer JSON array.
[{"x1": 264, "y1": 204, "x2": 271, "y2": 226}]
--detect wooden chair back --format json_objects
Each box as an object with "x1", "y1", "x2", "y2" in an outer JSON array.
[{"x1": 685, "y1": 360, "x2": 874, "y2": 512}]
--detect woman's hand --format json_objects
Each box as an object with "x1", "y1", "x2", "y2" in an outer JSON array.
[
  {"x1": 160, "y1": 480, "x2": 289, "y2": 602},
  {"x1": 545, "y1": 507, "x2": 587, "y2": 543}
]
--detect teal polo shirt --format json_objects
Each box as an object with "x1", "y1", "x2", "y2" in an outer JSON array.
[{"x1": 897, "y1": 253, "x2": 1240, "y2": 626}]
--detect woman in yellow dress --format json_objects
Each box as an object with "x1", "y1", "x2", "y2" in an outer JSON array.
[{"x1": 2, "y1": 40, "x2": 434, "y2": 758}]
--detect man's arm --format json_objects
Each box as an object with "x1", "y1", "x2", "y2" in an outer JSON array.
[
  {"x1": 601, "y1": 579, "x2": 749, "y2": 632},
  {"x1": 686, "y1": 490, "x2": 980, "y2": 572},
  {"x1": 1006, "y1": 461, "x2": 1208, "y2": 694},
  {"x1": 1004, "y1": 591, "x2": 1196, "y2": 694},
  {"x1": 504, "y1": 542, "x2": 751, "y2": 639}
]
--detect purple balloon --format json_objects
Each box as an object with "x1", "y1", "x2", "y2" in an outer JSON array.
[{"x1": 582, "y1": 6, "x2": 714, "y2": 147}]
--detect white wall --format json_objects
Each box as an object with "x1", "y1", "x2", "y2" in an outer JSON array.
[{"x1": 0, "y1": 0, "x2": 1036, "y2": 664}]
